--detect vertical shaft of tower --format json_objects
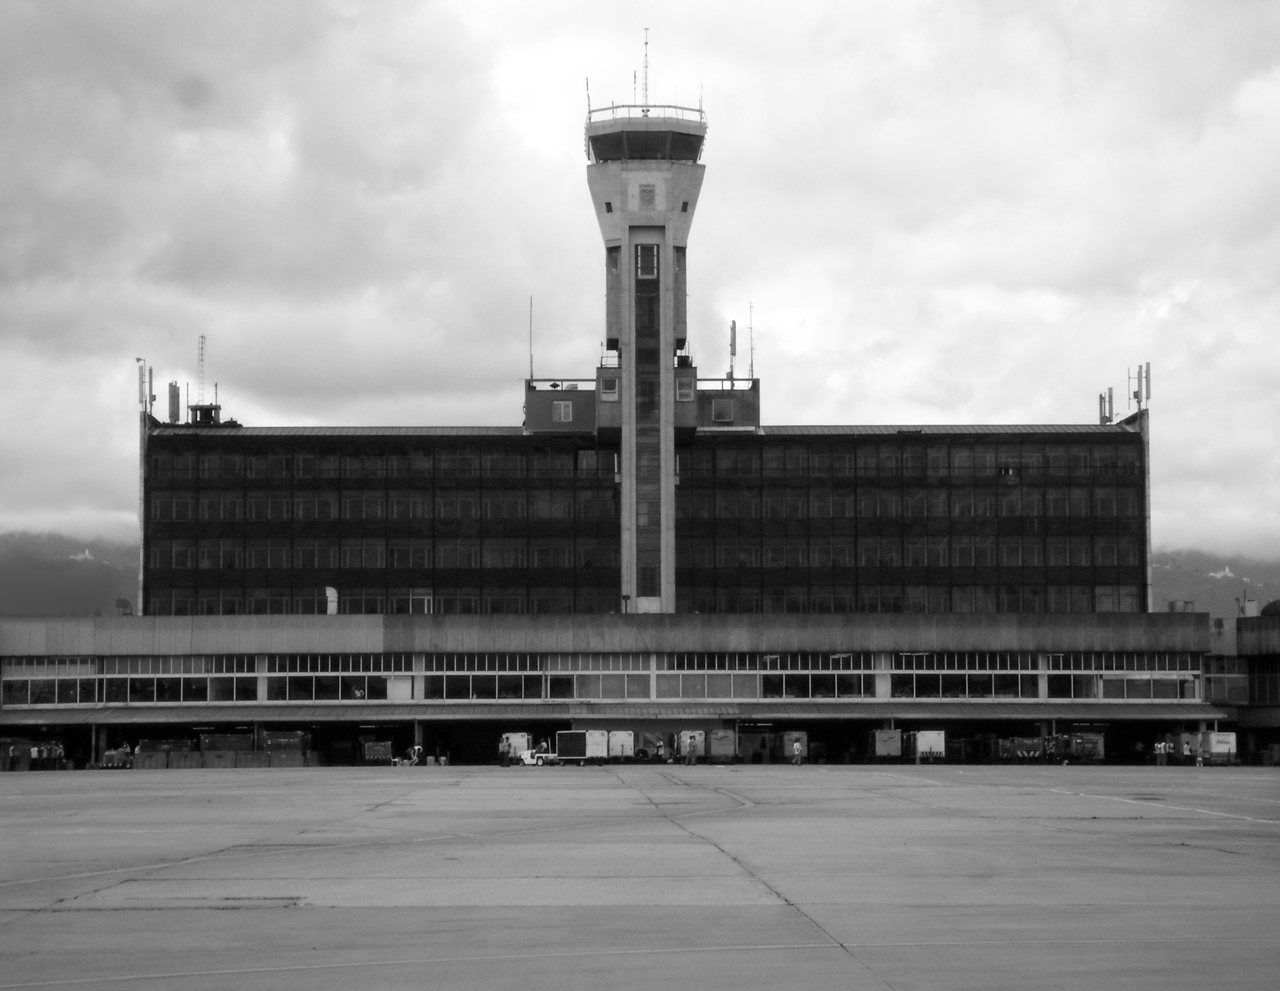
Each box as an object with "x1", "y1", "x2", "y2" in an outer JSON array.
[{"x1": 585, "y1": 103, "x2": 706, "y2": 613}]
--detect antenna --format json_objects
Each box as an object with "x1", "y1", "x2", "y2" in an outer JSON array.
[
  {"x1": 197, "y1": 334, "x2": 206, "y2": 405},
  {"x1": 1128, "y1": 362, "x2": 1151, "y2": 411},
  {"x1": 748, "y1": 302, "x2": 755, "y2": 380},
  {"x1": 585, "y1": 77, "x2": 591, "y2": 114},
  {"x1": 528, "y1": 296, "x2": 534, "y2": 380},
  {"x1": 643, "y1": 28, "x2": 649, "y2": 107},
  {"x1": 728, "y1": 319, "x2": 736, "y2": 380}
]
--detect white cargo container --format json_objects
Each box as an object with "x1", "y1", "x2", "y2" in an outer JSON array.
[
  {"x1": 679, "y1": 730, "x2": 706, "y2": 762},
  {"x1": 607, "y1": 730, "x2": 634, "y2": 760},
  {"x1": 781, "y1": 731, "x2": 808, "y2": 762},
  {"x1": 874, "y1": 729, "x2": 902, "y2": 758},
  {"x1": 1198, "y1": 731, "x2": 1237, "y2": 763},
  {"x1": 499, "y1": 732, "x2": 530, "y2": 762},
  {"x1": 708, "y1": 729, "x2": 736, "y2": 761},
  {"x1": 915, "y1": 730, "x2": 945, "y2": 758}
]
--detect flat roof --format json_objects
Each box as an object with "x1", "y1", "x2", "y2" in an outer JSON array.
[
  {"x1": 147, "y1": 423, "x2": 1138, "y2": 440},
  {"x1": 0, "y1": 700, "x2": 1231, "y2": 726}
]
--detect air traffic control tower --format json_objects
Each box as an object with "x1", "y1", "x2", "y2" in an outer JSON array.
[{"x1": 585, "y1": 102, "x2": 707, "y2": 614}]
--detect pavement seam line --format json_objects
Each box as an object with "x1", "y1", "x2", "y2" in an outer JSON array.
[{"x1": 615, "y1": 766, "x2": 901, "y2": 991}]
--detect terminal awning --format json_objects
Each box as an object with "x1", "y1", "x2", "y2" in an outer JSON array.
[{"x1": 0, "y1": 701, "x2": 1233, "y2": 726}]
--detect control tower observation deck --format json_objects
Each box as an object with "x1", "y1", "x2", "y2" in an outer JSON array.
[{"x1": 585, "y1": 104, "x2": 707, "y2": 613}]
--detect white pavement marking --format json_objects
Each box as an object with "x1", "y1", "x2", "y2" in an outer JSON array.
[{"x1": 1050, "y1": 788, "x2": 1280, "y2": 823}]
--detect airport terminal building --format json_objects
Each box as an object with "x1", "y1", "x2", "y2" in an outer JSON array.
[{"x1": 0, "y1": 102, "x2": 1233, "y2": 765}]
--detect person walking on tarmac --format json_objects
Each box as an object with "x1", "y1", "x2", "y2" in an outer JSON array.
[{"x1": 792, "y1": 739, "x2": 803, "y2": 766}]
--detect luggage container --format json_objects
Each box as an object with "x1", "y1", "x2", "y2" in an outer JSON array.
[
  {"x1": 607, "y1": 730, "x2": 635, "y2": 761},
  {"x1": 555, "y1": 730, "x2": 608, "y2": 764},
  {"x1": 872, "y1": 729, "x2": 901, "y2": 759},
  {"x1": 679, "y1": 730, "x2": 706, "y2": 763},
  {"x1": 708, "y1": 729, "x2": 736, "y2": 762},
  {"x1": 499, "y1": 732, "x2": 531, "y2": 764},
  {"x1": 780, "y1": 731, "x2": 808, "y2": 763},
  {"x1": 1198, "y1": 731, "x2": 1237, "y2": 764},
  {"x1": 360, "y1": 740, "x2": 394, "y2": 765},
  {"x1": 906, "y1": 730, "x2": 945, "y2": 761}
]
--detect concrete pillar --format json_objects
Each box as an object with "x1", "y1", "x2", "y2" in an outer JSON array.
[{"x1": 413, "y1": 721, "x2": 423, "y2": 748}]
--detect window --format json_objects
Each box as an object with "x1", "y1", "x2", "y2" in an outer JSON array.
[
  {"x1": 600, "y1": 377, "x2": 619, "y2": 402},
  {"x1": 604, "y1": 201, "x2": 613, "y2": 213},
  {"x1": 711, "y1": 399, "x2": 733, "y2": 423},
  {"x1": 551, "y1": 401, "x2": 573, "y2": 423},
  {"x1": 636, "y1": 244, "x2": 658, "y2": 279},
  {"x1": 676, "y1": 378, "x2": 694, "y2": 402}
]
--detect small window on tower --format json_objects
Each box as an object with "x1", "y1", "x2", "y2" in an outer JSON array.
[
  {"x1": 604, "y1": 202, "x2": 613, "y2": 213},
  {"x1": 636, "y1": 244, "x2": 658, "y2": 279},
  {"x1": 676, "y1": 378, "x2": 694, "y2": 402},
  {"x1": 712, "y1": 399, "x2": 734, "y2": 423},
  {"x1": 681, "y1": 201, "x2": 689, "y2": 213},
  {"x1": 552, "y1": 401, "x2": 573, "y2": 423},
  {"x1": 601, "y1": 377, "x2": 619, "y2": 402},
  {"x1": 639, "y1": 184, "x2": 656, "y2": 209}
]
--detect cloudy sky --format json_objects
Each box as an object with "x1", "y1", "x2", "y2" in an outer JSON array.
[{"x1": 2, "y1": 1, "x2": 1279, "y2": 556}]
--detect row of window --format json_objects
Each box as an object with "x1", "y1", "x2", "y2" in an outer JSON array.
[
  {"x1": 1, "y1": 670, "x2": 1195, "y2": 707},
  {"x1": 148, "y1": 450, "x2": 611, "y2": 480},
  {"x1": 141, "y1": 583, "x2": 1144, "y2": 617},
  {"x1": 679, "y1": 585, "x2": 1143, "y2": 615},
  {"x1": 149, "y1": 442, "x2": 1142, "y2": 484},
  {"x1": 145, "y1": 587, "x2": 620, "y2": 616},
  {"x1": 148, "y1": 538, "x2": 621, "y2": 571},
  {"x1": 677, "y1": 535, "x2": 1142, "y2": 569},
  {"x1": 676, "y1": 486, "x2": 1142, "y2": 519},
  {"x1": 681, "y1": 442, "x2": 1142, "y2": 478},
  {"x1": 149, "y1": 534, "x2": 1143, "y2": 573},
  {"x1": 149, "y1": 489, "x2": 619, "y2": 522},
  {"x1": 2, "y1": 650, "x2": 1196, "y2": 679}
]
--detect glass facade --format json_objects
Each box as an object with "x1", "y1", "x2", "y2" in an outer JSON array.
[
  {"x1": 0, "y1": 650, "x2": 1198, "y2": 707},
  {"x1": 674, "y1": 434, "x2": 1146, "y2": 615}
]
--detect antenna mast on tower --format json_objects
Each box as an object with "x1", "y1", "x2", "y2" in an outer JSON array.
[
  {"x1": 197, "y1": 334, "x2": 206, "y2": 405},
  {"x1": 643, "y1": 28, "x2": 649, "y2": 108},
  {"x1": 749, "y1": 302, "x2": 755, "y2": 380}
]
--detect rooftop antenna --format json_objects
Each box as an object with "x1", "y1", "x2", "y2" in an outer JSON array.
[
  {"x1": 528, "y1": 296, "x2": 534, "y2": 380},
  {"x1": 748, "y1": 302, "x2": 755, "y2": 380},
  {"x1": 585, "y1": 77, "x2": 591, "y2": 114},
  {"x1": 728, "y1": 319, "x2": 736, "y2": 380},
  {"x1": 643, "y1": 28, "x2": 649, "y2": 108},
  {"x1": 1098, "y1": 386, "x2": 1114, "y2": 425},
  {"x1": 197, "y1": 334, "x2": 206, "y2": 405},
  {"x1": 1127, "y1": 362, "x2": 1151, "y2": 411}
]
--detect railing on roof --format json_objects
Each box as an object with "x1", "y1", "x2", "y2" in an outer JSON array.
[
  {"x1": 526, "y1": 378, "x2": 596, "y2": 392},
  {"x1": 698, "y1": 377, "x2": 758, "y2": 392},
  {"x1": 587, "y1": 104, "x2": 706, "y2": 124}
]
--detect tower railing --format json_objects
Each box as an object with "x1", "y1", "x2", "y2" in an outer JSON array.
[{"x1": 587, "y1": 104, "x2": 706, "y2": 124}]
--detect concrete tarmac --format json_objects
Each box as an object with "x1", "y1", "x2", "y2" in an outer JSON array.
[{"x1": 1, "y1": 764, "x2": 1277, "y2": 990}]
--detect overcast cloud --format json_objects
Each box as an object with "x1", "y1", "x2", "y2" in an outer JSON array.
[{"x1": 2, "y1": 1, "x2": 1279, "y2": 556}]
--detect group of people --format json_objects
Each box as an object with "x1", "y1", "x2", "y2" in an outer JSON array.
[{"x1": 1152, "y1": 739, "x2": 1199, "y2": 766}]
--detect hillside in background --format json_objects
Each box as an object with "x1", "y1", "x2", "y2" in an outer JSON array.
[
  {"x1": 0, "y1": 533, "x2": 138, "y2": 617},
  {"x1": 0, "y1": 534, "x2": 1274, "y2": 652}
]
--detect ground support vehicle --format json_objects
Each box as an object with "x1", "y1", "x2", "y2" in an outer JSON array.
[
  {"x1": 518, "y1": 747, "x2": 557, "y2": 766},
  {"x1": 548, "y1": 730, "x2": 608, "y2": 765}
]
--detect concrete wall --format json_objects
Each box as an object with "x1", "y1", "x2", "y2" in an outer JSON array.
[
  {"x1": 1, "y1": 612, "x2": 1210, "y2": 658},
  {"x1": 1237, "y1": 616, "x2": 1280, "y2": 656}
]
